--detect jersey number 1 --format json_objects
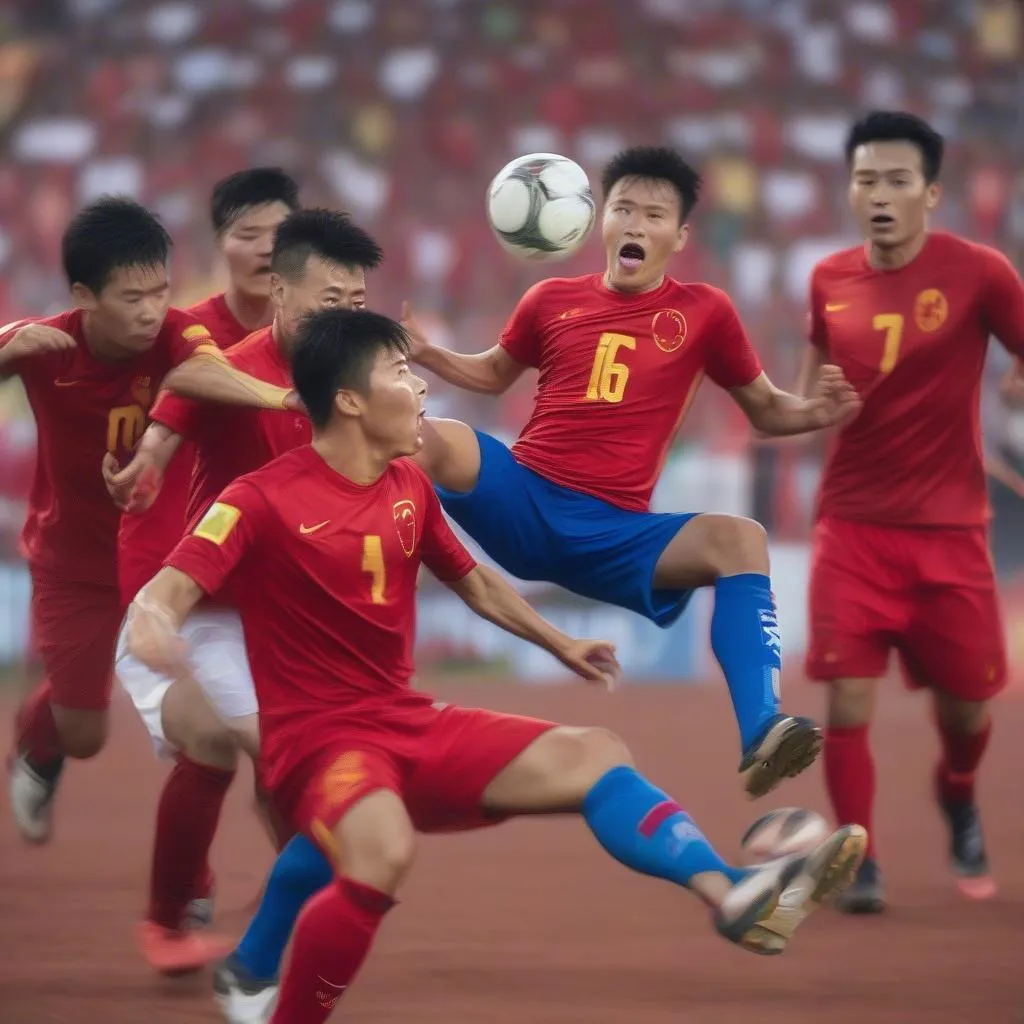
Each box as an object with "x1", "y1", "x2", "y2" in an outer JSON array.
[
  {"x1": 362, "y1": 535, "x2": 386, "y2": 604},
  {"x1": 585, "y1": 332, "x2": 635, "y2": 403},
  {"x1": 872, "y1": 313, "x2": 904, "y2": 373}
]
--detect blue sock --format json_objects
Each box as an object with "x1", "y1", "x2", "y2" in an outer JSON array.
[
  {"x1": 711, "y1": 572, "x2": 782, "y2": 751},
  {"x1": 582, "y1": 766, "x2": 744, "y2": 887},
  {"x1": 233, "y1": 834, "x2": 334, "y2": 981}
]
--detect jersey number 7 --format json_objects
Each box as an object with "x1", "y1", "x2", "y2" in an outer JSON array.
[{"x1": 585, "y1": 332, "x2": 636, "y2": 404}]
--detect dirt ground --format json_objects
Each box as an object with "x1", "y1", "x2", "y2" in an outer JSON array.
[{"x1": 2, "y1": 678, "x2": 1022, "y2": 1024}]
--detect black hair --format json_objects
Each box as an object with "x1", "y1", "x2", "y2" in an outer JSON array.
[
  {"x1": 210, "y1": 167, "x2": 300, "y2": 234},
  {"x1": 272, "y1": 208, "x2": 384, "y2": 280},
  {"x1": 292, "y1": 309, "x2": 411, "y2": 428},
  {"x1": 844, "y1": 111, "x2": 945, "y2": 183},
  {"x1": 61, "y1": 196, "x2": 171, "y2": 293},
  {"x1": 601, "y1": 146, "x2": 703, "y2": 222}
]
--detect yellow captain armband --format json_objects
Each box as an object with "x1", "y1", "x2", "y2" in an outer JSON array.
[
  {"x1": 194, "y1": 502, "x2": 241, "y2": 545},
  {"x1": 182, "y1": 324, "x2": 215, "y2": 343}
]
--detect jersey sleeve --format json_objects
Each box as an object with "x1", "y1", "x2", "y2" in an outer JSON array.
[
  {"x1": 167, "y1": 311, "x2": 224, "y2": 365},
  {"x1": 704, "y1": 290, "x2": 763, "y2": 389},
  {"x1": 498, "y1": 282, "x2": 546, "y2": 368},
  {"x1": 165, "y1": 478, "x2": 267, "y2": 595},
  {"x1": 149, "y1": 389, "x2": 203, "y2": 441},
  {"x1": 979, "y1": 247, "x2": 1024, "y2": 358},
  {"x1": 419, "y1": 482, "x2": 476, "y2": 583}
]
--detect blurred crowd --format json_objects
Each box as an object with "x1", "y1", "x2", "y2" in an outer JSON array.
[{"x1": 0, "y1": 0, "x2": 1022, "y2": 551}]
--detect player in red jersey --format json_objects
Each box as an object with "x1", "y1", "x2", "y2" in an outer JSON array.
[
  {"x1": 407, "y1": 146, "x2": 860, "y2": 800},
  {"x1": 111, "y1": 209, "x2": 382, "y2": 971},
  {"x1": 116, "y1": 167, "x2": 300, "y2": 607},
  {"x1": 125, "y1": 308, "x2": 866, "y2": 1022},
  {"x1": 797, "y1": 111, "x2": 1024, "y2": 912},
  {"x1": 3, "y1": 197, "x2": 302, "y2": 846}
]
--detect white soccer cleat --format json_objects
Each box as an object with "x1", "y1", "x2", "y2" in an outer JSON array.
[
  {"x1": 214, "y1": 956, "x2": 280, "y2": 1024},
  {"x1": 8, "y1": 753, "x2": 62, "y2": 844}
]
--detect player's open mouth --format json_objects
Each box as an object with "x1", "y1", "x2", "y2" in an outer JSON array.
[
  {"x1": 618, "y1": 243, "x2": 645, "y2": 270},
  {"x1": 871, "y1": 215, "x2": 895, "y2": 227}
]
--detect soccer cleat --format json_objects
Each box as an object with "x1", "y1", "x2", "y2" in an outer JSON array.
[
  {"x1": 833, "y1": 855, "x2": 886, "y2": 914},
  {"x1": 214, "y1": 954, "x2": 280, "y2": 1024},
  {"x1": 939, "y1": 799, "x2": 997, "y2": 901},
  {"x1": 739, "y1": 715, "x2": 822, "y2": 798},
  {"x1": 8, "y1": 753, "x2": 64, "y2": 844},
  {"x1": 716, "y1": 824, "x2": 867, "y2": 954},
  {"x1": 138, "y1": 920, "x2": 235, "y2": 977}
]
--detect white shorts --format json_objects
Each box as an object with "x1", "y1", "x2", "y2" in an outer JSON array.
[{"x1": 116, "y1": 607, "x2": 256, "y2": 757}]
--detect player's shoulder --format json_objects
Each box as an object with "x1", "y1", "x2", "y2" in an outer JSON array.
[
  {"x1": 224, "y1": 326, "x2": 275, "y2": 367},
  {"x1": 225, "y1": 446, "x2": 310, "y2": 508},
  {"x1": 389, "y1": 456, "x2": 434, "y2": 492},
  {"x1": 811, "y1": 244, "x2": 865, "y2": 279},
  {"x1": 161, "y1": 306, "x2": 215, "y2": 346},
  {"x1": 522, "y1": 273, "x2": 601, "y2": 309},
  {"x1": 928, "y1": 232, "x2": 1013, "y2": 273},
  {"x1": 663, "y1": 277, "x2": 737, "y2": 310},
  {"x1": 2, "y1": 309, "x2": 83, "y2": 336}
]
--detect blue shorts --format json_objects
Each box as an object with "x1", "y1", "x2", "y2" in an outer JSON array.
[{"x1": 436, "y1": 431, "x2": 697, "y2": 627}]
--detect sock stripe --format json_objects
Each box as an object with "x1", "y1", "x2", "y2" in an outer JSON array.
[{"x1": 637, "y1": 800, "x2": 682, "y2": 838}]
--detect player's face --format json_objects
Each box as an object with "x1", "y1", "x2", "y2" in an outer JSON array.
[
  {"x1": 601, "y1": 177, "x2": 688, "y2": 293},
  {"x1": 274, "y1": 258, "x2": 368, "y2": 352},
  {"x1": 363, "y1": 351, "x2": 427, "y2": 457},
  {"x1": 848, "y1": 141, "x2": 940, "y2": 250},
  {"x1": 219, "y1": 201, "x2": 293, "y2": 299},
  {"x1": 74, "y1": 263, "x2": 171, "y2": 354}
]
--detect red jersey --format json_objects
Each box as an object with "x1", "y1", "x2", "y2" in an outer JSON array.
[
  {"x1": 809, "y1": 232, "x2": 1024, "y2": 526},
  {"x1": 0, "y1": 308, "x2": 215, "y2": 586},
  {"x1": 117, "y1": 293, "x2": 248, "y2": 602},
  {"x1": 150, "y1": 325, "x2": 310, "y2": 531},
  {"x1": 167, "y1": 446, "x2": 476, "y2": 778},
  {"x1": 500, "y1": 273, "x2": 762, "y2": 512}
]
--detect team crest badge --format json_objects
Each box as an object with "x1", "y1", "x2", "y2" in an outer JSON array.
[
  {"x1": 651, "y1": 309, "x2": 687, "y2": 353},
  {"x1": 393, "y1": 499, "x2": 417, "y2": 557},
  {"x1": 914, "y1": 289, "x2": 948, "y2": 333},
  {"x1": 131, "y1": 374, "x2": 152, "y2": 407}
]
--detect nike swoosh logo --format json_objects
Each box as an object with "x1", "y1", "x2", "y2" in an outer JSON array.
[
  {"x1": 824, "y1": 303, "x2": 848, "y2": 313},
  {"x1": 54, "y1": 379, "x2": 83, "y2": 387},
  {"x1": 299, "y1": 520, "x2": 330, "y2": 535}
]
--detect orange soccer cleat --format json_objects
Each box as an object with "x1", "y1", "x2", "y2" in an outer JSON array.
[{"x1": 138, "y1": 920, "x2": 235, "y2": 976}]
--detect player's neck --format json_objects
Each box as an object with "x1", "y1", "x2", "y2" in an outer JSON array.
[
  {"x1": 222, "y1": 287, "x2": 273, "y2": 332},
  {"x1": 80, "y1": 313, "x2": 135, "y2": 362},
  {"x1": 865, "y1": 231, "x2": 929, "y2": 271},
  {"x1": 311, "y1": 432, "x2": 390, "y2": 486},
  {"x1": 601, "y1": 270, "x2": 666, "y2": 295}
]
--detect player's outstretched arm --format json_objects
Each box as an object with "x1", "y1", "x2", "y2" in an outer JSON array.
[
  {"x1": 102, "y1": 422, "x2": 184, "y2": 512},
  {"x1": 126, "y1": 568, "x2": 204, "y2": 676},
  {"x1": 0, "y1": 322, "x2": 77, "y2": 376},
  {"x1": 730, "y1": 368, "x2": 861, "y2": 437},
  {"x1": 401, "y1": 302, "x2": 526, "y2": 395},
  {"x1": 445, "y1": 564, "x2": 621, "y2": 688},
  {"x1": 161, "y1": 349, "x2": 303, "y2": 412}
]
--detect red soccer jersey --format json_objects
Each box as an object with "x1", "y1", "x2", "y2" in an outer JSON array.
[
  {"x1": 167, "y1": 446, "x2": 476, "y2": 779},
  {"x1": 500, "y1": 273, "x2": 762, "y2": 511},
  {"x1": 150, "y1": 325, "x2": 311, "y2": 531},
  {"x1": 0, "y1": 308, "x2": 216, "y2": 586},
  {"x1": 117, "y1": 293, "x2": 249, "y2": 602},
  {"x1": 809, "y1": 232, "x2": 1024, "y2": 526}
]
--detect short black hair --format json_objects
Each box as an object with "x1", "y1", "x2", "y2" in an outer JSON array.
[
  {"x1": 601, "y1": 146, "x2": 703, "y2": 222},
  {"x1": 272, "y1": 208, "x2": 384, "y2": 280},
  {"x1": 844, "y1": 111, "x2": 945, "y2": 183},
  {"x1": 292, "y1": 309, "x2": 411, "y2": 428},
  {"x1": 210, "y1": 167, "x2": 300, "y2": 234},
  {"x1": 62, "y1": 196, "x2": 172, "y2": 294}
]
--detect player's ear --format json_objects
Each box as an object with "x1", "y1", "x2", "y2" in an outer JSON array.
[
  {"x1": 924, "y1": 181, "x2": 941, "y2": 212},
  {"x1": 333, "y1": 388, "x2": 364, "y2": 419},
  {"x1": 70, "y1": 282, "x2": 98, "y2": 312},
  {"x1": 270, "y1": 272, "x2": 287, "y2": 309},
  {"x1": 673, "y1": 223, "x2": 689, "y2": 254}
]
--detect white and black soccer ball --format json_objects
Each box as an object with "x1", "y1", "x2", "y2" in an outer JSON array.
[
  {"x1": 739, "y1": 807, "x2": 830, "y2": 864},
  {"x1": 486, "y1": 153, "x2": 596, "y2": 262}
]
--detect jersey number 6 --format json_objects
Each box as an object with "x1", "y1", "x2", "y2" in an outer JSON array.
[{"x1": 585, "y1": 332, "x2": 635, "y2": 404}]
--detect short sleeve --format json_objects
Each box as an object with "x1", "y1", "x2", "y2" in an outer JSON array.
[
  {"x1": 498, "y1": 282, "x2": 545, "y2": 368},
  {"x1": 419, "y1": 484, "x2": 476, "y2": 582},
  {"x1": 704, "y1": 290, "x2": 763, "y2": 389},
  {"x1": 807, "y1": 267, "x2": 828, "y2": 352},
  {"x1": 150, "y1": 389, "x2": 203, "y2": 441},
  {"x1": 165, "y1": 479, "x2": 267, "y2": 594},
  {"x1": 979, "y1": 246, "x2": 1024, "y2": 358}
]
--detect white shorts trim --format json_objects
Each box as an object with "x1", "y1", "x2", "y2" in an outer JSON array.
[{"x1": 116, "y1": 607, "x2": 256, "y2": 757}]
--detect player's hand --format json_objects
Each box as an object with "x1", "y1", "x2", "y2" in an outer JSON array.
[
  {"x1": 556, "y1": 639, "x2": 622, "y2": 691},
  {"x1": 6, "y1": 324, "x2": 76, "y2": 360},
  {"x1": 126, "y1": 596, "x2": 189, "y2": 675},
  {"x1": 808, "y1": 363, "x2": 861, "y2": 428},
  {"x1": 400, "y1": 301, "x2": 431, "y2": 361},
  {"x1": 103, "y1": 451, "x2": 163, "y2": 513},
  {"x1": 283, "y1": 389, "x2": 307, "y2": 415}
]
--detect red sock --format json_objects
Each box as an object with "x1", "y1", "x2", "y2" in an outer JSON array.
[
  {"x1": 935, "y1": 717, "x2": 992, "y2": 805},
  {"x1": 14, "y1": 679, "x2": 62, "y2": 765},
  {"x1": 824, "y1": 724, "x2": 876, "y2": 857},
  {"x1": 147, "y1": 754, "x2": 234, "y2": 930},
  {"x1": 270, "y1": 877, "x2": 393, "y2": 1024}
]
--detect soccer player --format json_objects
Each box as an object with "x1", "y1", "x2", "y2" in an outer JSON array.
[
  {"x1": 4, "y1": 196, "x2": 300, "y2": 847},
  {"x1": 406, "y1": 146, "x2": 860, "y2": 799},
  {"x1": 126, "y1": 308, "x2": 867, "y2": 1023},
  {"x1": 798, "y1": 111, "x2": 1024, "y2": 912},
  {"x1": 112, "y1": 209, "x2": 382, "y2": 971}
]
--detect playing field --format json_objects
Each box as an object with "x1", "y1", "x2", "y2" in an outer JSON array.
[{"x1": 2, "y1": 678, "x2": 1022, "y2": 1023}]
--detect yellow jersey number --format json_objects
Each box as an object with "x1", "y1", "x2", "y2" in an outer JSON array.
[
  {"x1": 106, "y1": 404, "x2": 145, "y2": 454},
  {"x1": 585, "y1": 332, "x2": 635, "y2": 404},
  {"x1": 872, "y1": 313, "x2": 904, "y2": 374}
]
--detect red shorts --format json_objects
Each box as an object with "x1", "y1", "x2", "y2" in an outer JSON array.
[
  {"x1": 270, "y1": 700, "x2": 556, "y2": 847},
  {"x1": 806, "y1": 518, "x2": 1006, "y2": 701},
  {"x1": 31, "y1": 571, "x2": 123, "y2": 711}
]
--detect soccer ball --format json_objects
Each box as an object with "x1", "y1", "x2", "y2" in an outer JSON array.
[
  {"x1": 739, "y1": 807, "x2": 829, "y2": 864},
  {"x1": 486, "y1": 153, "x2": 596, "y2": 262}
]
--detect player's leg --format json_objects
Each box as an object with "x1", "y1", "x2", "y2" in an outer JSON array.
[
  {"x1": 267, "y1": 753, "x2": 409, "y2": 1024},
  {"x1": 414, "y1": 416, "x2": 482, "y2": 494},
  {"x1": 652, "y1": 513, "x2": 820, "y2": 797}
]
